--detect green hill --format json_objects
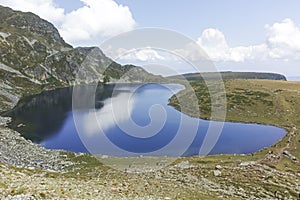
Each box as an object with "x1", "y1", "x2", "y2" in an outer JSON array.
[{"x1": 168, "y1": 71, "x2": 287, "y2": 81}]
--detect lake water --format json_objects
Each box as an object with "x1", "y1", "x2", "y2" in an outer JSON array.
[{"x1": 4, "y1": 83, "x2": 286, "y2": 157}]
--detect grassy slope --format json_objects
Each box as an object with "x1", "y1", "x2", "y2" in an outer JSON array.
[
  {"x1": 1, "y1": 79, "x2": 300, "y2": 199},
  {"x1": 169, "y1": 79, "x2": 300, "y2": 171}
]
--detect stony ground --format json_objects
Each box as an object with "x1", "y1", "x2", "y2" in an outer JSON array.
[
  {"x1": 0, "y1": 126, "x2": 73, "y2": 171},
  {"x1": 0, "y1": 79, "x2": 300, "y2": 199},
  {"x1": 0, "y1": 153, "x2": 299, "y2": 199}
]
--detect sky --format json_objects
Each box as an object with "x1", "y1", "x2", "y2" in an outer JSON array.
[{"x1": 1, "y1": 0, "x2": 300, "y2": 77}]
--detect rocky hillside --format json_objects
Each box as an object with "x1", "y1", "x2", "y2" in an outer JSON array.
[{"x1": 0, "y1": 5, "x2": 161, "y2": 111}]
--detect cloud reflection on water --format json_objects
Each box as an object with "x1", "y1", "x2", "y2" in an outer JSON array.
[{"x1": 79, "y1": 92, "x2": 135, "y2": 137}]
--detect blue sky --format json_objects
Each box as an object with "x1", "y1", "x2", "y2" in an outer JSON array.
[
  {"x1": 1, "y1": 0, "x2": 300, "y2": 77},
  {"x1": 52, "y1": 0, "x2": 300, "y2": 46},
  {"x1": 113, "y1": 0, "x2": 300, "y2": 46}
]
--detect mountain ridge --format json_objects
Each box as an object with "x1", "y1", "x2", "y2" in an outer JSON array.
[
  {"x1": 0, "y1": 5, "x2": 161, "y2": 111},
  {"x1": 0, "y1": 5, "x2": 160, "y2": 85},
  {"x1": 168, "y1": 71, "x2": 287, "y2": 81}
]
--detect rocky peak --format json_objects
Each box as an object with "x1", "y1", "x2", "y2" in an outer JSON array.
[
  {"x1": 0, "y1": 5, "x2": 160, "y2": 90},
  {"x1": 0, "y1": 5, "x2": 70, "y2": 48}
]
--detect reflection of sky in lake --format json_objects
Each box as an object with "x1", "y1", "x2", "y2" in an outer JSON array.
[
  {"x1": 80, "y1": 92, "x2": 136, "y2": 137},
  {"x1": 73, "y1": 84, "x2": 201, "y2": 156},
  {"x1": 9, "y1": 84, "x2": 286, "y2": 157}
]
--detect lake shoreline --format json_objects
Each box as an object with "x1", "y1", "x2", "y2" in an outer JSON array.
[
  {"x1": 3, "y1": 82, "x2": 286, "y2": 157},
  {"x1": 0, "y1": 80, "x2": 299, "y2": 198},
  {"x1": 0, "y1": 81, "x2": 291, "y2": 164}
]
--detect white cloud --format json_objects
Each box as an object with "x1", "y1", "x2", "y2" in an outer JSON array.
[
  {"x1": 114, "y1": 47, "x2": 166, "y2": 62},
  {"x1": 266, "y1": 18, "x2": 300, "y2": 59},
  {"x1": 59, "y1": 0, "x2": 136, "y2": 43},
  {"x1": 0, "y1": 0, "x2": 136, "y2": 44},
  {"x1": 197, "y1": 19, "x2": 300, "y2": 62},
  {"x1": 79, "y1": 92, "x2": 135, "y2": 137},
  {"x1": 197, "y1": 28, "x2": 268, "y2": 62},
  {"x1": 0, "y1": 0, "x2": 65, "y2": 24},
  {"x1": 103, "y1": 19, "x2": 300, "y2": 65},
  {"x1": 173, "y1": 42, "x2": 208, "y2": 62}
]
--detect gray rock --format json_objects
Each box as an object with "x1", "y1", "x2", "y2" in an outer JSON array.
[
  {"x1": 0, "y1": 116, "x2": 11, "y2": 126},
  {"x1": 175, "y1": 161, "x2": 190, "y2": 169},
  {"x1": 213, "y1": 170, "x2": 222, "y2": 177},
  {"x1": 215, "y1": 165, "x2": 222, "y2": 170},
  {"x1": 283, "y1": 151, "x2": 297, "y2": 161},
  {"x1": 239, "y1": 161, "x2": 256, "y2": 167},
  {"x1": 0, "y1": 127, "x2": 74, "y2": 172}
]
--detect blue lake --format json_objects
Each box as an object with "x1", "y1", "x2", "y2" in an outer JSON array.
[{"x1": 5, "y1": 83, "x2": 286, "y2": 157}]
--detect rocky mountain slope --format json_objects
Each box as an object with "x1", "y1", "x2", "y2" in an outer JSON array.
[{"x1": 0, "y1": 5, "x2": 160, "y2": 112}]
